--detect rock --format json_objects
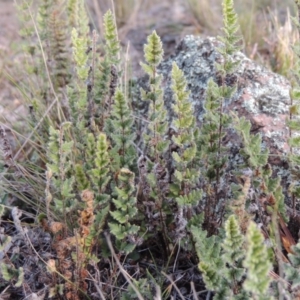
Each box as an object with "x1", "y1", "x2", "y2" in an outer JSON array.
[
  {"x1": 154, "y1": 35, "x2": 300, "y2": 232},
  {"x1": 133, "y1": 35, "x2": 295, "y2": 209},
  {"x1": 159, "y1": 35, "x2": 291, "y2": 170},
  {"x1": 132, "y1": 34, "x2": 293, "y2": 195},
  {"x1": 132, "y1": 35, "x2": 300, "y2": 234}
]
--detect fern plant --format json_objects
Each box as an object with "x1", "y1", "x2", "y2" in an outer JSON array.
[
  {"x1": 140, "y1": 31, "x2": 170, "y2": 247},
  {"x1": 109, "y1": 168, "x2": 140, "y2": 254},
  {"x1": 190, "y1": 1, "x2": 275, "y2": 298},
  {"x1": 169, "y1": 61, "x2": 202, "y2": 245},
  {"x1": 87, "y1": 132, "x2": 111, "y2": 205},
  {"x1": 197, "y1": 0, "x2": 242, "y2": 231},
  {"x1": 93, "y1": 10, "x2": 121, "y2": 130},
  {"x1": 69, "y1": 27, "x2": 90, "y2": 132},
  {"x1": 232, "y1": 114, "x2": 287, "y2": 222},
  {"x1": 46, "y1": 122, "x2": 76, "y2": 229},
  {"x1": 48, "y1": 3, "x2": 71, "y2": 91},
  {"x1": 103, "y1": 10, "x2": 120, "y2": 65},
  {"x1": 2, "y1": 0, "x2": 294, "y2": 298},
  {"x1": 67, "y1": 0, "x2": 89, "y2": 39},
  {"x1": 287, "y1": 0, "x2": 300, "y2": 209},
  {"x1": 105, "y1": 89, "x2": 137, "y2": 172},
  {"x1": 141, "y1": 30, "x2": 170, "y2": 164},
  {"x1": 284, "y1": 242, "x2": 300, "y2": 298},
  {"x1": 170, "y1": 62, "x2": 201, "y2": 212},
  {"x1": 192, "y1": 215, "x2": 273, "y2": 299},
  {"x1": 243, "y1": 222, "x2": 273, "y2": 299},
  {"x1": 220, "y1": 215, "x2": 246, "y2": 298}
]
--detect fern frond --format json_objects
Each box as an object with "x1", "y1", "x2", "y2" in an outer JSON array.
[
  {"x1": 218, "y1": 0, "x2": 243, "y2": 58},
  {"x1": 48, "y1": 6, "x2": 71, "y2": 88},
  {"x1": 171, "y1": 62, "x2": 201, "y2": 211},
  {"x1": 109, "y1": 168, "x2": 140, "y2": 254},
  {"x1": 105, "y1": 89, "x2": 137, "y2": 170},
  {"x1": 104, "y1": 10, "x2": 120, "y2": 64},
  {"x1": 243, "y1": 222, "x2": 272, "y2": 297},
  {"x1": 71, "y1": 28, "x2": 89, "y2": 81},
  {"x1": 89, "y1": 133, "x2": 111, "y2": 197},
  {"x1": 198, "y1": 261, "x2": 222, "y2": 291},
  {"x1": 68, "y1": 0, "x2": 89, "y2": 38},
  {"x1": 37, "y1": 0, "x2": 52, "y2": 40},
  {"x1": 285, "y1": 243, "x2": 300, "y2": 292},
  {"x1": 75, "y1": 164, "x2": 90, "y2": 191},
  {"x1": 143, "y1": 30, "x2": 164, "y2": 68},
  {"x1": 222, "y1": 215, "x2": 244, "y2": 261},
  {"x1": 141, "y1": 31, "x2": 169, "y2": 161},
  {"x1": 233, "y1": 115, "x2": 269, "y2": 169}
]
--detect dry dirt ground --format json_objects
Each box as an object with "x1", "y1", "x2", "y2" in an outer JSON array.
[
  {"x1": 0, "y1": 0, "x2": 296, "y2": 124},
  {"x1": 0, "y1": 0, "x2": 199, "y2": 126},
  {"x1": 0, "y1": 0, "x2": 23, "y2": 125}
]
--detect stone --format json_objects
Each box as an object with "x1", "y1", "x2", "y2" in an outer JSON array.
[
  {"x1": 156, "y1": 35, "x2": 300, "y2": 232},
  {"x1": 159, "y1": 35, "x2": 291, "y2": 170},
  {"x1": 134, "y1": 35, "x2": 295, "y2": 205}
]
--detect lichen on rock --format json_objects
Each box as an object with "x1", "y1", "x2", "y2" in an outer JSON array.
[{"x1": 159, "y1": 35, "x2": 291, "y2": 166}]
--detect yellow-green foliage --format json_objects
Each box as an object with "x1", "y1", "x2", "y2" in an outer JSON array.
[
  {"x1": 243, "y1": 222, "x2": 272, "y2": 298},
  {"x1": 2, "y1": 0, "x2": 297, "y2": 298},
  {"x1": 141, "y1": 31, "x2": 170, "y2": 163},
  {"x1": 71, "y1": 28, "x2": 89, "y2": 81},
  {"x1": 89, "y1": 133, "x2": 111, "y2": 198},
  {"x1": 46, "y1": 122, "x2": 76, "y2": 217},
  {"x1": 105, "y1": 89, "x2": 137, "y2": 171},
  {"x1": 287, "y1": 0, "x2": 300, "y2": 200},
  {"x1": 196, "y1": 0, "x2": 242, "y2": 231},
  {"x1": 70, "y1": 27, "x2": 89, "y2": 130},
  {"x1": 0, "y1": 264, "x2": 24, "y2": 288},
  {"x1": 104, "y1": 9, "x2": 120, "y2": 64},
  {"x1": 67, "y1": 0, "x2": 89, "y2": 38},
  {"x1": 48, "y1": 4, "x2": 71, "y2": 89},
  {"x1": 170, "y1": 62, "x2": 201, "y2": 209},
  {"x1": 218, "y1": 0, "x2": 243, "y2": 58},
  {"x1": 109, "y1": 168, "x2": 140, "y2": 254}
]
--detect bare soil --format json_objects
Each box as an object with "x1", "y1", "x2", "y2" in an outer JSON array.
[
  {"x1": 0, "y1": 0, "x2": 199, "y2": 124},
  {"x1": 0, "y1": 0, "x2": 23, "y2": 124}
]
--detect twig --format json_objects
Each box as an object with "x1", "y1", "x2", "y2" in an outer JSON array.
[
  {"x1": 172, "y1": 240, "x2": 180, "y2": 273},
  {"x1": 104, "y1": 232, "x2": 144, "y2": 300},
  {"x1": 206, "y1": 291, "x2": 211, "y2": 300},
  {"x1": 153, "y1": 285, "x2": 162, "y2": 300},
  {"x1": 161, "y1": 271, "x2": 185, "y2": 300},
  {"x1": 88, "y1": 271, "x2": 106, "y2": 300},
  {"x1": 190, "y1": 281, "x2": 198, "y2": 300}
]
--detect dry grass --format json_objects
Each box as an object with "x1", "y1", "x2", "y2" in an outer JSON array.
[
  {"x1": 185, "y1": 0, "x2": 297, "y2": 76},
  {"x1": 88, "y1": 0, "x2": 141, "y2": 36},
  {"x1": 265, "y1": 8, "x2": 299, "y2": 78},
  {"x1": 185, "y1": 0, "x2": 221, "y2": 33},
  {"x1": 1, "y1": 1, "x2": 300, "y2": 299}
]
